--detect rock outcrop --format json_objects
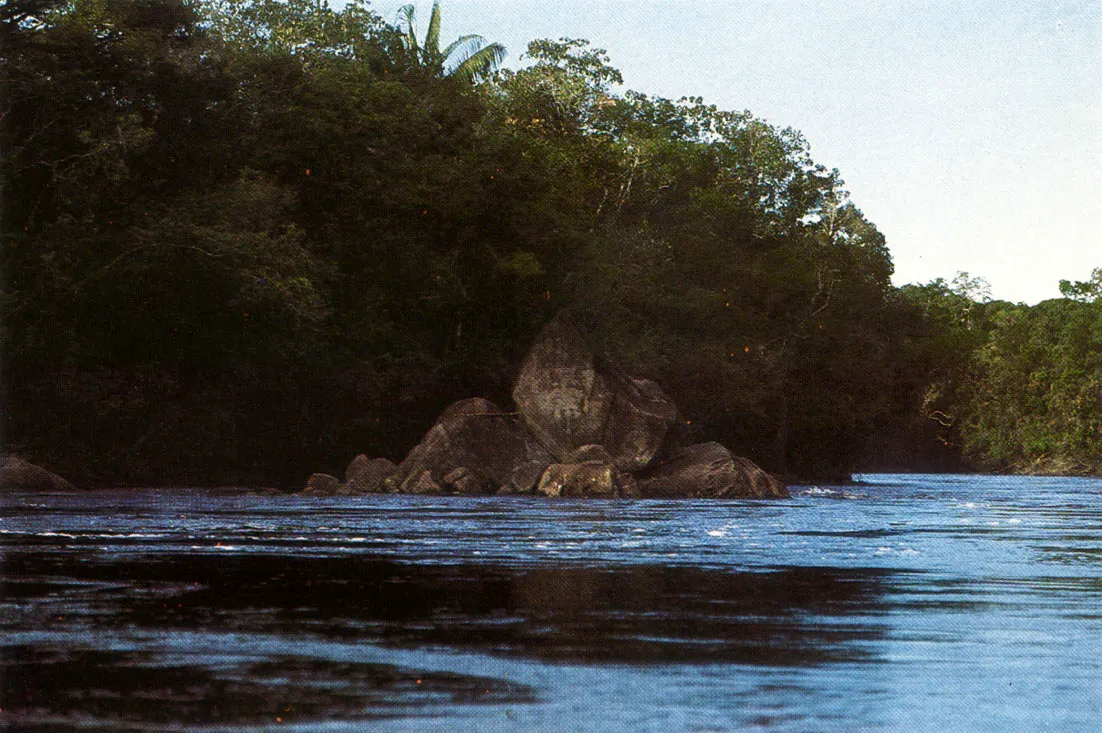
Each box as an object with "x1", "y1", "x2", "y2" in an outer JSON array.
[
  {"x1": 389, "y1": 398, "x2": 555, "y2": 495},
  {"x1": 0, "y1": 456, "x2": 77, "y2": 492},
  {"x1": 305, "y1": 312, "x2": 787, "y2": 500},
  {"x1": 536, "y1": 461, "x2": 640, "y2": 498},
  {"x1": 635, "y1": 442, "x2": 788, "y2": 499}
]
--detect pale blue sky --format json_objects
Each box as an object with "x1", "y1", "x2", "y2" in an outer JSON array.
[{"x1": 364, "y1": 0, "x2": 1101, "y2": 303}]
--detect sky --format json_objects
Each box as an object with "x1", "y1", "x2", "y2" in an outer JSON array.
[{"x1": 363, "y1": 0, "x2": 1101, "y2": 304}]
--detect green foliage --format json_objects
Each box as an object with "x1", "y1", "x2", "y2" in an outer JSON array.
[
  {"x1": 964, "y1": 297, "x2": 1102, "y2": 473},
  {"x1": 201, "y1": 0, "x2": 390, "y2": 62},
  {"x1": 79, "y1": 172, "x2": 331, "y2": 367},
  {"x1": 1059, "y1": 267, "x2": 1102, "y2": 303},
  {"x1": 887, "y1": 271, "x2": 1102, "y2": 475},
  {"x1": 500, "y1": 59, "x2": 899, "y2": 477}
]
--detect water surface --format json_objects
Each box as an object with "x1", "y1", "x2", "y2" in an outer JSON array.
[{"x1": 2, "y1": 474, "x2": 1101, "y2": 730}]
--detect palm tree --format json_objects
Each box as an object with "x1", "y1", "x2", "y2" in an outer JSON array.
[{"x1": 397, "y1": 1, "x2": 505, "y2": 83}]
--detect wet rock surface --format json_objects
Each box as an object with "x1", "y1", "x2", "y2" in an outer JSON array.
[
  {"x1": 536, "y1": 462, "x2": 617, "y2": 498},
  {"x1": 600, "y1": 374, "x2": 680, "y2": 471}
]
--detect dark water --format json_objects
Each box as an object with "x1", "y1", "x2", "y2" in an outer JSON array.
[{"x1": 2, "y1": 474, "x2": 1101, "y2": 731}]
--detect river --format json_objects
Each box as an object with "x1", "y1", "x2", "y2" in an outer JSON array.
[{"x1": 2, "y1": 474, "x2": 1101, "y2": 731}]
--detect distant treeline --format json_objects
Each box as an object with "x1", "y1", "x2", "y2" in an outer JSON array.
[{"x1": 3, "y1": 0, "x2": 1100, "y2": 486}]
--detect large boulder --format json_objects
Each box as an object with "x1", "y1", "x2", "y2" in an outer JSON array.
[
  {"x1": 512, "y1": 313, "x2": 613, "y2": 461},
  {"x1": 513, "y1": 314, "x2": 679, "y2": 471},
  {"x1": 601, "y1": 374, "x2": 679, "y2": 471},
  {"x1": 635, "y1": 442, "x2": 788, "y2": 499},
  {"x1": 728, "y1": 455, "x2": 789, "y2": 498},
  {"x1": 0, "y1": 456, "x2": 77, "y2": 492},
  {"x1": 345, "y1": 454, "x2": 397, "y2": 493},
  {"x1": 391, "y1": 398, "x2": 554, "y2": 495}
]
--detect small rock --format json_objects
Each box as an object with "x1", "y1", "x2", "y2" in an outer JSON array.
[
  {"x1": 304, "y1": 472, "x2": 341, "y2": 494},
  {"x1": 616, "y1": 470, "x2": 641, "y2": 498},
  {"x1": 537, "y1": 461, "x2": 634, "y2": 498},
  {"x1": 442, "y1": 467, "x2": 492, "y2": 495},
  {"x1": 404, "y1": 469, "x2": 442, "y2": 495}
]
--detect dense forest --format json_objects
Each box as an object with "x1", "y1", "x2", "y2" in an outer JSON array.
[{"x1": 2, "y1": 0, "x2": 1100, "y2": 487}]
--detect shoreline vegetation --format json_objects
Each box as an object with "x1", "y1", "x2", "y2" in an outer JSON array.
[{"x1": 2, "y1": 0, "x2": 1100, "y2": 490}]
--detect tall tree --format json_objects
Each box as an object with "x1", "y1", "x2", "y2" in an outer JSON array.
[
  {"x1": 397, "y1": 0, "x2": 505, "y2": 82},
  {"x1": 1059, "y1": 267, "x2": 1102, "y2": 303}
]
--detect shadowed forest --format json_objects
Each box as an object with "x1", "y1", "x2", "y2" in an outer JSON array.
[{"x1": 3, "y1": 0, "x2": 1100, "y2": 487}]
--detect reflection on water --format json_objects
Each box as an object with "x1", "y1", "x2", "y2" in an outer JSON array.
[
  {"x1": 3, "y1": 475, "x2": 1102, "y2": 731},
  {"x1": 1, "y1": 555, "x2": 892, "y2": 729},
  {"x1": 4, "y1": 646, "x2": 536, "y2": 729},
  {"x1": 3, "y1": 554, "x2": 891, "y2": 667}
]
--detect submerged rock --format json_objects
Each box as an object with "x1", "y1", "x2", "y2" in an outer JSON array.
[
  {"x1": 635, "y1": 442, "x2": 788, "y2": 499},
  {"x1": 390, "y1": 398, "x2": 554, "y2": 495},
  {"x1": 0, "y1": 456, "x2": 77, "y2": 492}
]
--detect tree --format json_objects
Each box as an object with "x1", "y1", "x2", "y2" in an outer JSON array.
[
  {"x1": 201, "y1": 0, "x2": 391, "y2": 63},
  {"x1": 397, "y1": 0, "x2": 504, "y2": 82},
  {"x1": 962, "y1": 294, "x2": 1102, "y2": 474},
  {"x1": 485, "y1": 44, "x2": 898, "y2": 477},
  {"x1": 1060, "y1": 267, "x2": 1102, "y2": 303}
]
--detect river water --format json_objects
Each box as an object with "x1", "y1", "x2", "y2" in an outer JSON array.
[{"x1": 2, "y1": 474, "x2": 1101, "y2": 731}]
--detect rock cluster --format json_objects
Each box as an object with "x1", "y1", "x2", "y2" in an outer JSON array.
[{"x1": 304, "y1": 313, "x2": 787, "y2": 499}]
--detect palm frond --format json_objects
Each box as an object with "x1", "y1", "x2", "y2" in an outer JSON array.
[
  {"x1": 441, "y1": 33, "x2": 485, "y2": 60},
  {"x1": 396, "y1": 3, "x2": 505, "y2": 82},
  {"x1": 449, "y1": 41, "x2": 506, "y2": 83},
  {"x1": 424, "y1": 0, "x2": 442, "y2": 57},
  {"x1": 397, "y1": 3, "x2": 418, "y2": 54}
]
